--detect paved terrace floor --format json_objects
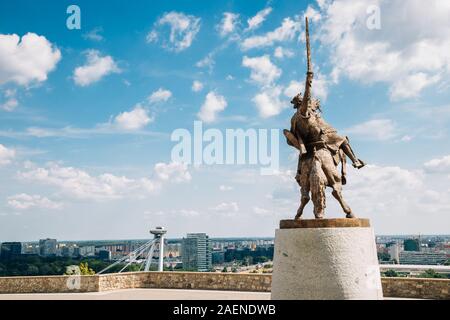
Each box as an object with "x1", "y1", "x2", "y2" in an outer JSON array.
[
  {"x1": 0, "y1": 289, "x2": 271, "y2": 300},
  {"x1": 0, "y1": 289, "x2": 415, "y2": 300}
]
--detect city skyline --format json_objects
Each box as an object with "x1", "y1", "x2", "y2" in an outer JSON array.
[{"x1": 1, "y1": 0, "x2": 450, "y2": 241}]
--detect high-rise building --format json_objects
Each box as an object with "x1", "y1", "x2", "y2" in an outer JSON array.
[
  {"x1": 404, "y1": 239, "x2": 420, "y2": 251},
  {"x1": 98, "y1": 249, "x2": 112, "y2": 260},
  {"x1": 182, "y1": 233, "x2": 212, "y2": 272},
  {"x1": 399, "y1": 251, "x2": 447, "y2": 265},
  {"x1": 0, "y1": 242, "x2": 22, "y2": 259},
  {"x1": 39, "y1": 238, "x2": 57, "y2": 256}
]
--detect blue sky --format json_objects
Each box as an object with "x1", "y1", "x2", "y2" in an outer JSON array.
[{"x1": 1, "y1": 0, "x2": 450, "y2": 241}]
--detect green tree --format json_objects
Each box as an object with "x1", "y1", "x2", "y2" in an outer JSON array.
[
  {"x1": 221, "y1": 267, "x2": 228, "y2": 273},
  {"x1": 79, "y1": 262, "x2": 95, "y2": 275},
  {"x1": 418, "y1": 269, "x2": 445, "y2": 279},
  {"x1": 383, "y1": 269, "x2": 399, "y2": 277}
]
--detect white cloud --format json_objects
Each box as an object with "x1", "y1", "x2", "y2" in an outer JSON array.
[
  {"x1": 390, "y1": 73, "x2": 440, "y2": 101},
  {"x1": 283, "y1": 75, "x2": 329, "y2": 101},
  {"x1": 344, "y1": 119, "x2": 398, "y2": 141},
  {"x1": 18, "y1": 161, "x2": 190, "y2": 201},
  {"x1": 317, "y1": 0, "x2": 450, "y2": 101},
  {"x1": 114, "y1": 105, "x2": 152, "y2": 131},
  {"x1": 148, "y1": 88, "x2": 172, "y2": 103},
  {"x1": 179, "y1": 209, "x2": 200, "y2": 217},
  {"x1": 7, "y1": 193, "x2": 62, "y2": 210},
  {"x1": 83, "y1": 27, "x2": 104, "y2": 42},
  {"x1": 219, "y1": 185, "x2": 233, "y2": 191},
  {"x1": 153, "y1": 161, "x2": 192, "y2": 183},
  {"x1": 339, "y1": 162, "x2": 450, "y2": 226},
  {"x1": 242, "y1": 55, "x2": 282, "y2": 86},
  {"x1": 252, "y1": 86, "x2": 285, "y2": 118},
  {"x1": 246, "y1": 7, "x2": 272, "y2": 31},
  {"x1": 196, "y1": 54, "x2": 215, "y2": 71},
  {"x1": 197, "y1": 91, "x2": 227, "y2": 123},
  {"x1": 274, "y1": 46, "x2": 294, "y2": 59},
  {"x1": 424, "y1": 155, "x2": 450, "y2": 173},
  {"x1": 0, "y1": 33, "x2": 61, "y2": 86},
  {"x1": 242, "y1": 17, "x2": 301, "y2": 50},
  {"x1": 303, "y1": 5, "x2": 322, "y2": 22},
  {"x1": 0, "y1": 144, "x2": 15, "y2": 165},
  {"x1": 112, "y1": 88, "x2": 170, "y2": 131},
  {"x1": 284, "y1": 80, "x2": 303, "y2": 98},
  {"x1": 253, "y1": 206, "x2": 271, "y2": 216},
  {"x1": 73, "y1": 50, "x2": 120, "y2": 86},
  {"x1": 211, "y1": 202, "x2": 239, "y2": 213},
  {"x1": 191, "y1": 80, "x2": 203, "y2": 92},
  {"x1": 0, "y1": 89, "x2": 18, "y2": 111},
  {"x1": 218, "y1": 12, "x2": 239, "y2": 37},
  {"x1": 242, "y1": 55, "x2": 287, "y2": 118},
  {"x1": 148, "y1": 11, "x2": 201, "y2": 52}
]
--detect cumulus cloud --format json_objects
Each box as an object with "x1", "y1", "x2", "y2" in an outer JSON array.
[
  {"x1": 242, "y1": 55, "x2": 282, "y2": 86},
  {"x1": 242, "y1": 17, "x2": 301, "y2": 50},
  {"x1": 112, "y1": 88, "x2": 170, "y2": 131},
  {"x1": 252, "y1": 86, "x2": 285, "y2": 118},
  {"x1": 18, "y1": 161, "x2": 191, "y2": 201},
  {"x1": 197, "y1": 91, "x2": 227, "y2": 123},
  {"x1": 191, "y1": 80, "x2": 203, "y2": 92},
  {"x1": 147, "y1": 11, "x2": 201, "y2": 52},
  {"x1": 317, "y1": 0, "x2": 450, "y2": 101},
  {"x1": 0, "y1": 144, "x2": 15, "y2": 165},
  {"x1": 246, "y1": 7, "x2": 272, "y2": 31},
  {"x1": 341, "y1": 162, "x2": 450, "y2": 230},
  {"x1": 73, "y1": 50, "x2": 120, "y2": 86},
  {"x1": 424, "y1": 155, "x2": 450, "y2": 173},
  {"x1": 242, "y1": 55, "x2": 286, "y2": 117},
  {"x1": 153, "y1": 161, "x2": 192, "y2": 183},
  {"x1": 148, "y1": 88, "x2": 172, "y2": 103},
  {"x1": 7, "y1": 193, "x2": 62, "y2": 210},
  {"x1": 0, "y1": 33, "x2": 61, "y2": 86},
  {"x1": 344, "y1": 119, "x2": 398, "y2": 141},
  {"x1": 114, "y1": 105, "x2": 152, "y2": 130},
  {"x1": 218, "y1": 12, "x2": 239, "y2": 37},
  {"x1": 274, "y1": 46, "x2": 294, "y2": 59},
  {"x1": 390, "y1": 73, "x2": 440, "y2": 101}
]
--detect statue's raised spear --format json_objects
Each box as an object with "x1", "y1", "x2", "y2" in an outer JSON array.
[
  {"x1": 305, "y1": 16, "x2": 312, "y2": 76},
  {"x1": 300, "y1": 16, "x2": 313, "y2": 115},
  {"x1": 283, "y1": 17, "x2": 312, "y2": 155}
]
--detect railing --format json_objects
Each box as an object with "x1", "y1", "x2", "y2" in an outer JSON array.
[{"x1": 379, "y1": 264, "x2": 450, "y2": 274}]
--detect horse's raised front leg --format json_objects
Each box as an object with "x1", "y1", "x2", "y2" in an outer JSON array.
[
  {"x1": 331, "y1": 186, "x2": 355, "y2": 218},
  {"x1": 295, "y1": 191, "x2": 310, "y2": 220},
  {"x1": 294, "y1": 173, "x2": 310, "y2": 220}
]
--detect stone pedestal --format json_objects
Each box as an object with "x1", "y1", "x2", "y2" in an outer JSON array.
[{"x1": 271, "y1": 218, "x2": 383, "y2": 300}]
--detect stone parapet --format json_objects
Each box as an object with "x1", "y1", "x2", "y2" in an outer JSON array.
[
  {"x1": 381, "y1": 277, "x2": 449, "y2": 300},
  {"x1": 0, "y1": 274, "x2": 98, "y2": 293},
  {"x1": 0, "y1": 272, "x2": 448, "y2": 299}
]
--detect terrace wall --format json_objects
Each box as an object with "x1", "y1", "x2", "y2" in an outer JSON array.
[{"x1": 0, "y1": 272, "x2": 448, "y2": 299}]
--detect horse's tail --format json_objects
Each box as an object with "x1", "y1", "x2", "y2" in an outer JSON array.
[{"x1": 310, "y1": 156, "x2": 326, "y2": 218}]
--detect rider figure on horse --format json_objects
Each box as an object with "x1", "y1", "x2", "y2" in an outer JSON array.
[{"x1": 283, "y1": 17, "x2": 365, "y2": 219}]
